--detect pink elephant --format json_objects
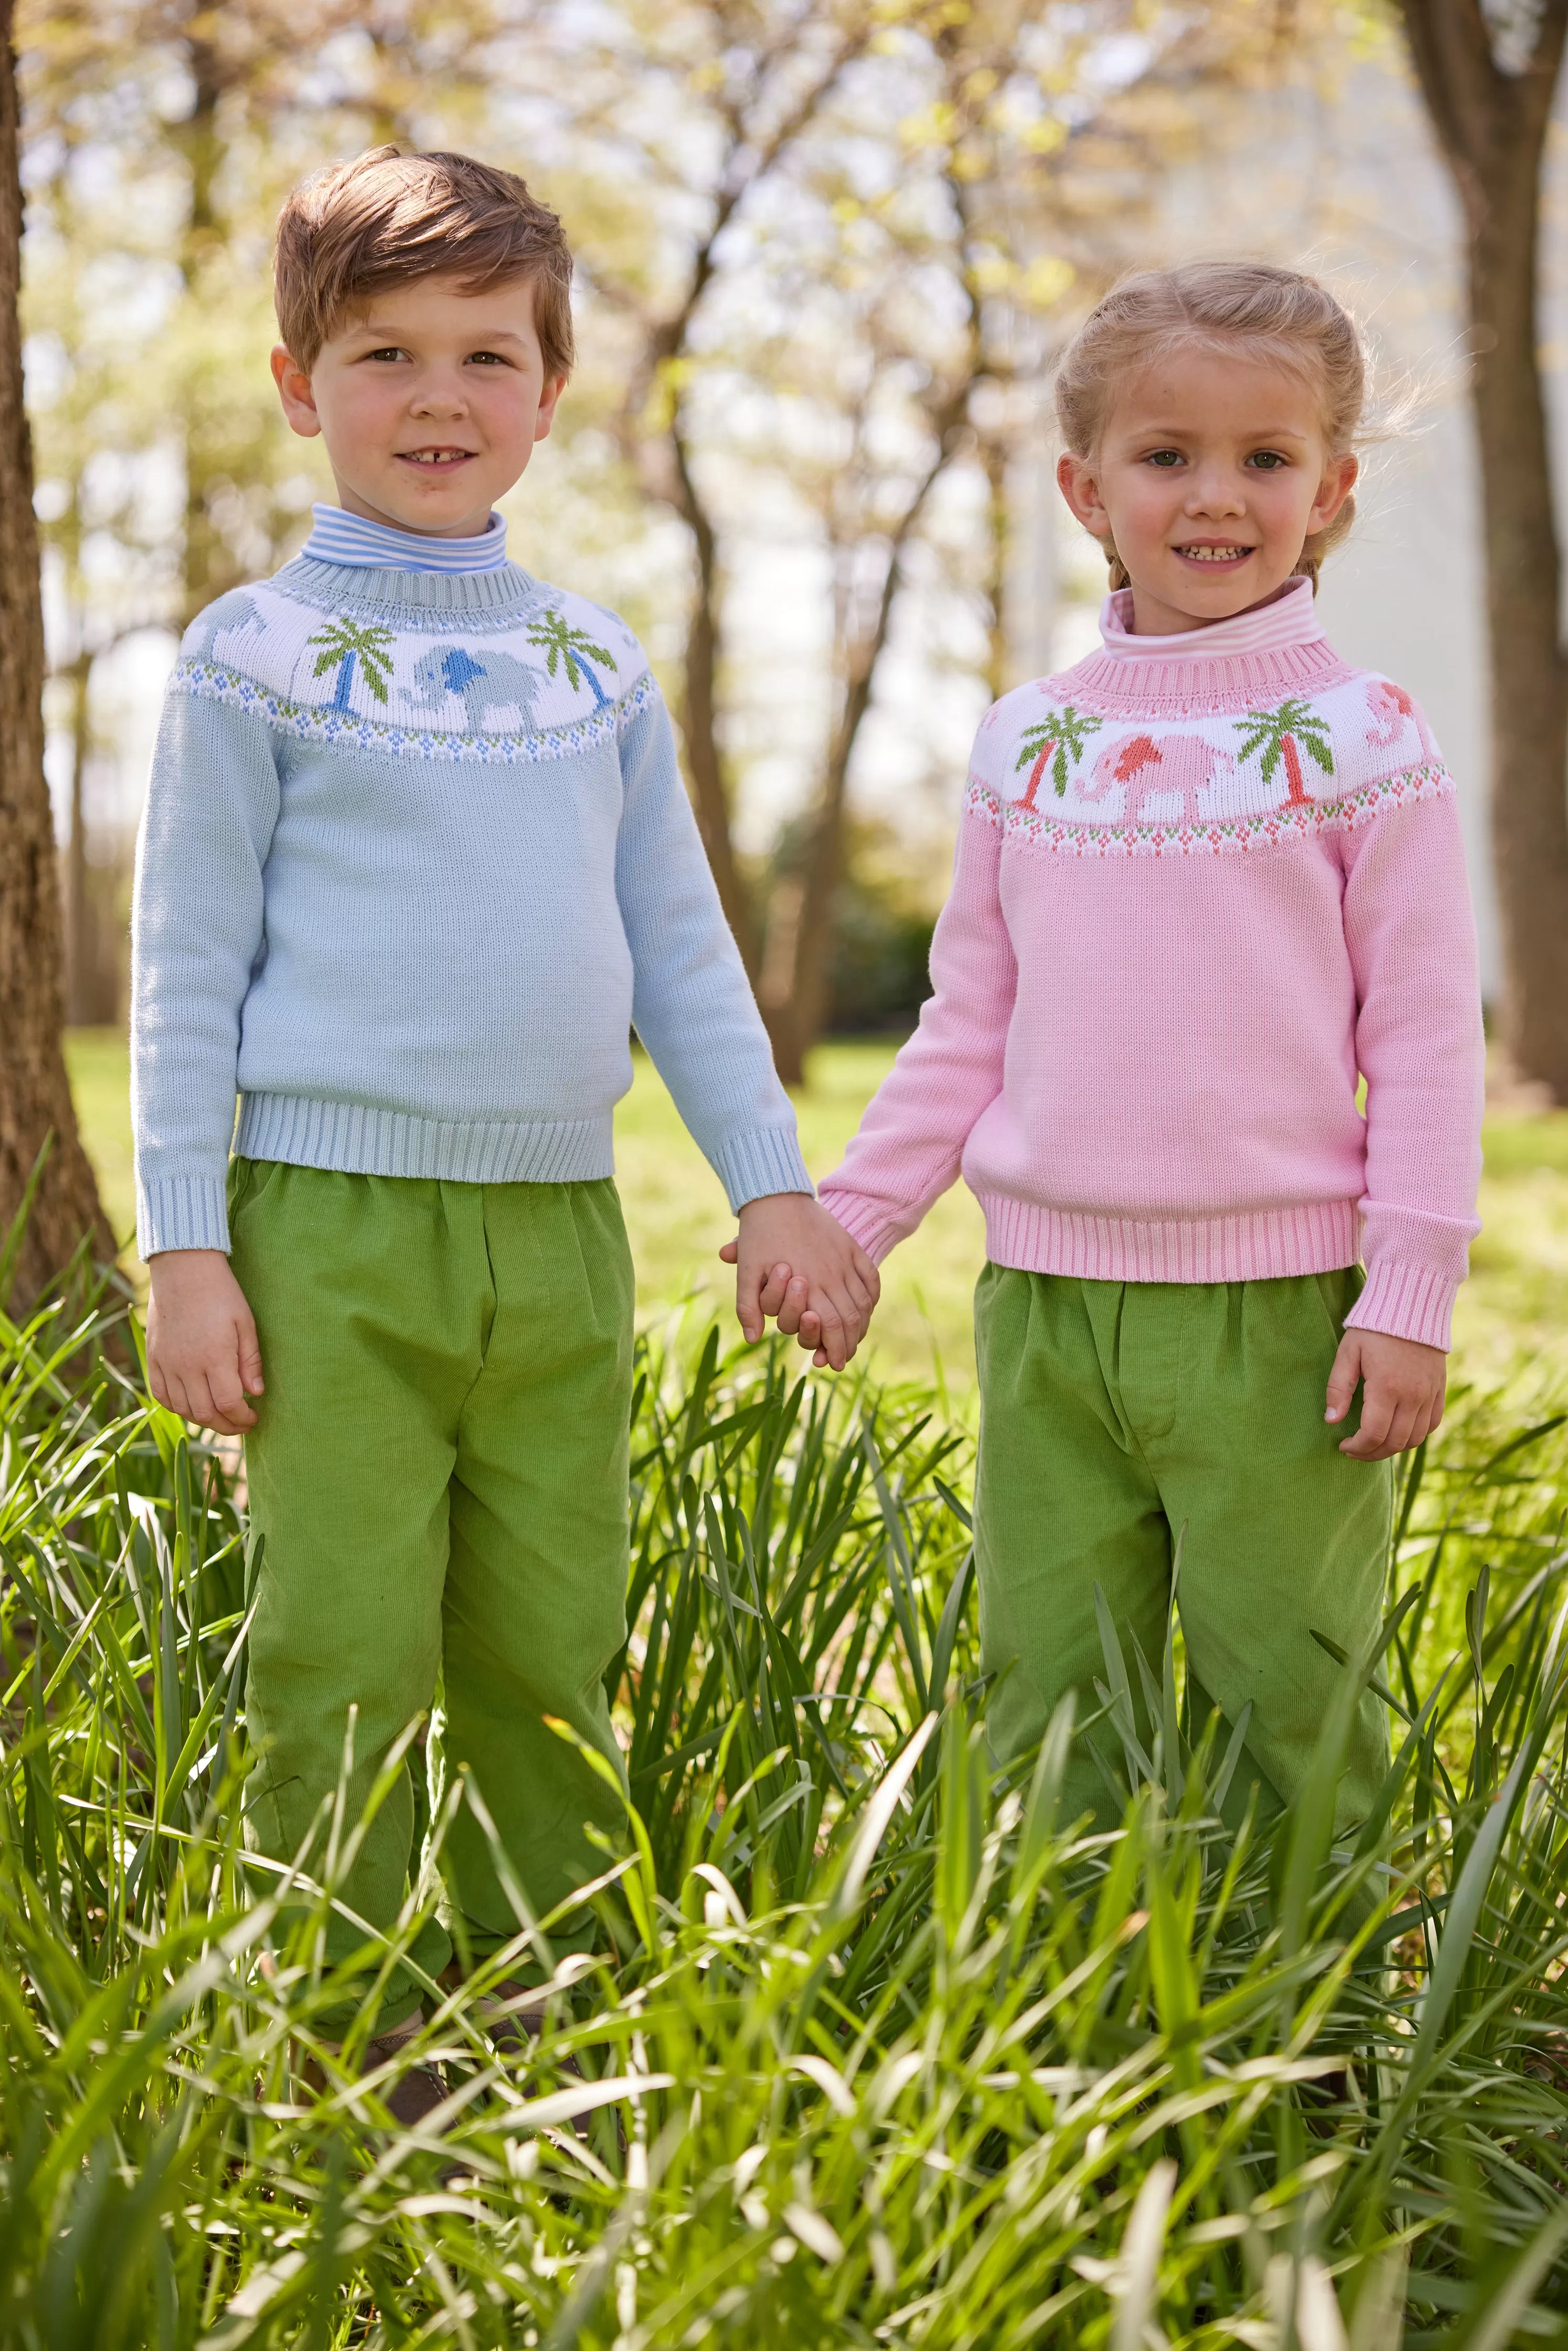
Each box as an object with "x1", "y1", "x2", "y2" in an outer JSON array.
[
  {"x1": 1365, "y1": 677, "x2": 1439, "y2": 761},
  {"x1": 1082, "y1": 731, "x2": 1235, "y2": 831}
]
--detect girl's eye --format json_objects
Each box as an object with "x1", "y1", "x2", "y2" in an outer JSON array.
[
  {"x1": 1145, "y1": 449, "x2": 1183, "y2": 468},
  {"x1": 1248, "y1": 451, "x2": 1287, "y2": 469}
]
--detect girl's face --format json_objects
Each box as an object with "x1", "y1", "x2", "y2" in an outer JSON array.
[{"x1": 1055, "y1": 344, "x2": 1358, "y2": 636}]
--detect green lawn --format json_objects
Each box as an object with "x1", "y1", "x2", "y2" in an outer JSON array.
[{"x1": 66, "y1": 1027, "x2": 1568, "y2": 1401}]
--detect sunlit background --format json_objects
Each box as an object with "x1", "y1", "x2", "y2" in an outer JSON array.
[{"x1": 26, "y1": 0, "x2": 1568, "y2": 1393}]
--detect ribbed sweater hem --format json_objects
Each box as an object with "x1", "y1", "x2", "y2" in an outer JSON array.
[
  {"x1": 820, "y1": 1184, "x2": 1363, "y2": 1285},
  {"x1": 137, "y1": 1096, "x2": 816, "y2": 1258},
  {"x1": 979, "y1": 1194, "x2": 1361, "y2": 1283},
  {"x1": 235, "y1": 1092, "x2": 616, "y2": 1187}
]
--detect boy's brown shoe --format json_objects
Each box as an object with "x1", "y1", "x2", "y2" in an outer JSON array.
[
  {"x1": 362, "y1": 2029, "x2": 450, "y2": 2131},
  {"x1": 481, "y1": 1980, "x2": 599, "y2": 2142}
]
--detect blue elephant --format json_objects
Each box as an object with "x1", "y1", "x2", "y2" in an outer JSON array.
[
  {"x1": 186, "y1": 590, "x2": 262, "y2": 661},
  {"x1": 403, "y1": 642, "x2": 545, "y2": 733}
]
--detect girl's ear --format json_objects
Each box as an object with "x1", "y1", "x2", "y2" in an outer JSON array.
[
  {"x1": 1057, "y1": 449, "x2": 1111, "y2": 541},
  {"x1": 1309, "y1": 449, "x2": 1358, "y2": 535}
]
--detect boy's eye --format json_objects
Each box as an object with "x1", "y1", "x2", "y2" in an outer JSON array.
[
  {"x1": 365, "y1": 347, "x2": 406, "y2": 363},
  {"x1": 466, "y1": 351, "x2": 509, "y2": 366}
]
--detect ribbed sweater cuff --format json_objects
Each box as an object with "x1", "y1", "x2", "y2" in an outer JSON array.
[
  {"x1": 816, "y1": 1186, "x2": 907, "y2": 1264},
  {"x1": 137, "y1": 1175, "x2": 231, "y2": 1259},
  {"x1": 1344, "y1": 1261, "x2": 1459, "y2": 1352},
  {"x1": 712, "y1": 1127, "x2": 815, "y2": 1212}
]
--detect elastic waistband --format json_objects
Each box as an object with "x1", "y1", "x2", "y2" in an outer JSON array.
[
  {"x1": 235, "y1": 1093, "x2": 616, "y2": 1186},
  {"x1": 977, "y1": 1193, "x2": 1360, "y2": 1285}
]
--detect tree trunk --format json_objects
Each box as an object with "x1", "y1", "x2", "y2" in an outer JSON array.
[
  {"x1": 980, "y1": 427, "x2": 1011, "y2": 708},
  {"x1": 763, "y1": 408, "x2": 971, "y2": 1084},
  {"x1": 63, "y1": 648, "x2": 93, "y2": 1026},
  {"x1": 1396, "y1": 0, "x2": 1568, "y2": 1097},
  {"x1": 669, "y1": 424, "x2": 761, "y2": 973},
  {"x1": 173, "y1": 26, "x2": 231, "y2": 628},
  {"x1": 1467, "y1": 130, "x2": 1568, "y2": 1094},
  {"x1": 0, "y1": 2, "x2": 112, "y2": 1293}
]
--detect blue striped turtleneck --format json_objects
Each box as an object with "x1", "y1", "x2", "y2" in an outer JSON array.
[{"x1": 299, "y1": 501, "x2": 511, "y2": 575}]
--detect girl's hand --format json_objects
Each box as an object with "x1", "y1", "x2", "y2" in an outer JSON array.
[
  {"x1": 146, "y1": 1249, "x2": 265, "y2": 1435},
  {"x1": 1325, "y1": 1329, "x2": 1446, "y2": 1461}
]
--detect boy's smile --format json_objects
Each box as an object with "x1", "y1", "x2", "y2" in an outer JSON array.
[
  {"x1": 1055, "y1": 347, "x2": 1357, "y2": 636},
  {"x1": 271, "y1": 273, "x2": 566, "y2": 539}
]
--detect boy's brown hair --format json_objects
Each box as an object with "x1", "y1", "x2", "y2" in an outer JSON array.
[{"x1": 274, "y1": 146, "x2": 574, "y2": 378}]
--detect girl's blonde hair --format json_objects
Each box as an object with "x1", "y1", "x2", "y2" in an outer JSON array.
[{"x1": 1053, "y1": 261, "x2": 1367, "y2": 593}]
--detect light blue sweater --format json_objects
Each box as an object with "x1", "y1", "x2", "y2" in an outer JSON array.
[{"x1": 130, "y1": 515, "x2": 811, "y2": 1258}]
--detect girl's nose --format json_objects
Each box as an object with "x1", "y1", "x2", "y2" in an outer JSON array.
[{"x1": 1185, "y1": 471, "x2": 1246, "y2": 515}]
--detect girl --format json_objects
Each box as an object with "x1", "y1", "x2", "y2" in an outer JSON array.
[{"x1": 814, "y1": 263, "x2": 1484, "y2": 1832}]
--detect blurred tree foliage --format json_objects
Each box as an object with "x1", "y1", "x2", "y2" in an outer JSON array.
[{"x1": 16, "y1": 0, "x2": 1341, "y2": 1070}]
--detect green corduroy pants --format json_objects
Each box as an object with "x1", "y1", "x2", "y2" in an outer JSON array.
[
  {"x1": 972, "y1": 1264, "x2": 1393, "y2": 1838},
  {"x1": 230, "y1": 1159, "x2": 634, "y2": 2031}
]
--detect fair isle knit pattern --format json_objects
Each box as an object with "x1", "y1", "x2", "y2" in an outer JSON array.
[
  {"x1": 819, "y1": 580, "x2": 1485, "y2": 1352},
  {"x1": 132, "y1": 555, "x2": 812, "y2": 1258},
  {"x1": 299, "y1": 501, "x2": 511, "y2": 573}
]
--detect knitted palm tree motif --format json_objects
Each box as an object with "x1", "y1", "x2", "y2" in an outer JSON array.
[
  {"x1": 1014, "y1": 705, "x2": 1102, "y2": 811},
  {"x1": 526, "y1": 609, "x2": 617, "y2": 709},
  {"x1": 1234, "y1": 697, "x2": 1334, "y2": 806},
  {"x1": 308, "y1": 618, "x2": 396, "y2": 714}
]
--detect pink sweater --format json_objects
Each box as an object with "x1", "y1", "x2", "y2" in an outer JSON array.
[{"x1": 819, "y1": 580, "x2": 1484, "y2": 1351}]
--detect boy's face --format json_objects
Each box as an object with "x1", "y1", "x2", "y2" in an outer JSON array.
[{"x1": 271, "y1": 272, "x2": 566, "y2": 539}]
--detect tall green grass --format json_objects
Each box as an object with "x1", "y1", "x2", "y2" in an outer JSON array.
[{"x1": 2, "y1": 1244, "x2": 1567, "y2": 2348}]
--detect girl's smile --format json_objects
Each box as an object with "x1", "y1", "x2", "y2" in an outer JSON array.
[{"x1": 1055, "y1": 346, "x2": 1358, "y2": 636}]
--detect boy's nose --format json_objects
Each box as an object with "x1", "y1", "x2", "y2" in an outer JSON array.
[{"x1": 408, "y1": 376, "x2": 469, "y2": 417}]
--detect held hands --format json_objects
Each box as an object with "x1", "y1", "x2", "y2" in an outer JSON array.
[
  {"x1": 718, "y1": 1193, "x2": 879, "y2": 1371},
  {"x1": 146, "y1": 1250, "x2": 265, "y2": 1436},
  {"x1": 1325, "y1": 1328, "x2": 1445, "y2": 1461}
]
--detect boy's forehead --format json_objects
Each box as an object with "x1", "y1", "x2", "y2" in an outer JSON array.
[{"x1": 332, "y1": 271, "x2": 540, "y2": 341}]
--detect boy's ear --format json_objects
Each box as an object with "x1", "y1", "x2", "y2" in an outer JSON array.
[
  {"x1": 533, "y1": 371, "x2": 568, "y2": 445},
  {"x1": 272, "y1": 345, "x2": 322, "y2": 439}
]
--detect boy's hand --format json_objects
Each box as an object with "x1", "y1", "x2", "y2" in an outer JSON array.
[
  {"x1": 1325, "y1": 1328, "x2": 1445, "y2": 1460},
  {"x1": 146, "y1": 1250, "x2": 265, "y2": 1435},
  {"x1": 718, "y1": 1195, "x2": 879, "y2": 1372}
]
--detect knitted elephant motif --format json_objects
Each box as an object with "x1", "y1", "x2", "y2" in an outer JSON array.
[
  {"x1": 1081, "y1": 731, "x2": 1235, "y2": 830},
  {"x1": 1365, "y1": 677, "x2": 1439, "y2": 763},
  {"x1": 186, "y1": 590, "x2": 262, "y2": 662},
  {"x1": 403, "y1": 642, "x2": 545, "y2": 733}
]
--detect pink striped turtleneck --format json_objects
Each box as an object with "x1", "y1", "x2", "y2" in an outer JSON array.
[{"x1": 819, "y1": 582, "x2": 1484, "y2": 1350}]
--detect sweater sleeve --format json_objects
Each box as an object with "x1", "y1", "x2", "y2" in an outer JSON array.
[
  {"x1": 131, "y1": 688, "x2": 282, "y2": 1258},
  {"x1": 1339, "y1": 788, "x2": 1484, "y2": 1350},
  {"x1": 818, "y1": 794, "x2": 1016, "y2": 1261},
  {"x1": 614, "y1": 689, "x2": 812, "y2": 1210}
]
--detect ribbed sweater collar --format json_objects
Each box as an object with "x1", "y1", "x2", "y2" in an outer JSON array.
[
  {"x1": 1065, "y1": 577, "x2": 1340, "y2": 708},
  {"x1": 299, "y1": 502, "x2": 511, "y2": 574},
  {"x1": 273, "y1": 554, "x2": 540, "y2": 616}
]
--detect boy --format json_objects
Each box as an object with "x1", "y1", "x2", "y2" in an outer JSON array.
[{"x1": 132, "y1": 147, "x2": 877, "y2": 2109}]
